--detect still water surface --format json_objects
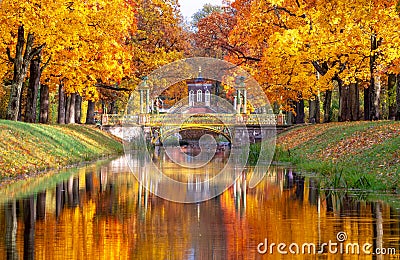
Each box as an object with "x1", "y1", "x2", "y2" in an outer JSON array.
[{"x1": 0, "y1": 149, "x2": 399, "y2": 259}]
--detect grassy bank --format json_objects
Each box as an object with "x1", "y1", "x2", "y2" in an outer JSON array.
[
  {"x1": 0, "y1": 120, "x2": 123, "y2": 178},
  {"x1": 267, "y1": 121, "x2": 399, "y2": 191}
]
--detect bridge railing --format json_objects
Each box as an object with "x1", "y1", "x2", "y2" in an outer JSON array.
[
  {"x1": 98, "y1": 113, "x2": 287, "y2": 126},
  {"x1": 145, "y1": 114, "x2": 287, "y2": 126},
  {"x1": 97, "y1": 114, "x2": 139, "y2": 126}
]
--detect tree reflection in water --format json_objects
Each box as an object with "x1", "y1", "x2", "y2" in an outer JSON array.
[{"x1": 0, "y1": 153, "x2": 398, "y2": 259}]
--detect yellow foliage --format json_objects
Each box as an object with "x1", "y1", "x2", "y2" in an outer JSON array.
[
  {"x1": 0, "y1": 0, "x2": 136, "y2": 102},
  {"x1": 227, "y1": 0, "x2": 400, "y2": 109}
]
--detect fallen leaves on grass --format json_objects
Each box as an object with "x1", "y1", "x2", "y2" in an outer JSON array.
[
  {"x1": 318, "y1": 123, "x2": 400, "y2": 161},
  {"x1": 276, "y1": 123, "x2": 335, "y2": 150}
]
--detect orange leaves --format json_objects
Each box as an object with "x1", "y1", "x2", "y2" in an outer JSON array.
[
  {"x1": 226, "y1": 0, "x2": 400, "y2": 109},
  {"x1": 194, "y1": 9, "x2": 236, "y2": 58},
  {"x1": 161, "y1": 81, "x2": 188, "y2": 107},
  {"x1": 130, "y1": 0, "x2": 188, "y2": 82},
  {"x1": 278, "y1": 121, "x2": 400, "y2": 165},
  {"x1": 276, "y1": 123, "x2": 330, "y2": 150},
  {"x1": 0, "y1": 0, "x2": 137, "y2": 100},
  {"x1": 318, "y1": 123, "x2": 400, "y2": 162}
]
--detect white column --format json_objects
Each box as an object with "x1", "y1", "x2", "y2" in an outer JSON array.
[
  {"x1": 146, "y1": 90, "x2": 150, "y2": 113},
  {"x1": 243, "y1": 90, "x2": 247, "y2": 114},
  {"x1": 237, "y1": 90, "x2": 241, "y2": 114},
  {"x1": 140, "y1": 90, "x2": 144, "y2": 114}
]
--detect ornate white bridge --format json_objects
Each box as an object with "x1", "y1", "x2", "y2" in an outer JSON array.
[
  {"x1": 98, "y1": 113, "x2": 290, "y2": 144},
  {"x1": 98, "y1": 113, "x2": 288, "y2": 127}
]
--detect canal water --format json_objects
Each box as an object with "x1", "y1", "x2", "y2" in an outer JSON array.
[{"x1": 0, "y1": 149, "x2": 399, "y2": 259}]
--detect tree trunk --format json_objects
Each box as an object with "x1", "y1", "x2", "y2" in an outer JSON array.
[
  {"x1": 323, "y1": 90, "x2": 332, "y2": 123},
  {"x1": 18, "y1": 82, "x2": 26, "y2": 122},
  {"x1": 364, "y1": 87, "x2": 371, "y2": 120},
  {"x1": 7, "y1": 26, "x2": 29, "y2": 121},
  {"x1": 339, "y1": 82, "x2": 350, "y2": 122},
  {"x1": 349, "y1": 83, "x2": 360, "y2": 121},
  {"x1": 65, "y1": 95, "x2": 70, "y2": 124},
  {"x1": 109, "y1": 100, "x2": 116, "y2": 115},
  {"x1": 397, "y1": 75, "x2": 400, "y2": 121},
  {"x1": 58, "y1": 84, "x2": 66, "y2": 124},
  {"x1": 75, "y1": 94, "x2": 82, "y2": 123},
  {"x1": 25, "y1": 57, "x2": 41, "y2": 123},
  {"x1": 339, "y1": 82, "x2": 359, "y2": 122},
  {"x1": 388, "y1": 74, "x2": 397, "y2": 120},
  {"x1": 367, "y1": 33, "x2": 380, "y2": 120},
  {"x1": 315, "y1": 96, "x2": 321, "y2": 123},
  {"x1": 311, "y1": 62, "x2": 331, "y2": 123},
  {"x1": 39, "y1": 84, "x2": 49, "y2": 124},
  {"x1": 67, "y1": 93, "x2": 76, "y2": 124},
  {"x1": 101, "y1": 100, "x2": 107, "y2": 115},
  {"x1": 294, "y1": 100, "x2": 305, "y2": 124},
  {"x1": 372, "y1": 75, "x2": 381, "y2": 120},
  {"x1": 286, "y1": 111, "x2": 294, "y2": 125},
  {"x1": 6, "y1": 25, "x2": 45, "y2": 121},
  {"x1": 86, "y1": 100, "x2": 96, "y2": 124},
  {"x1": 309, "y1": 95, "x2": 320, "y2": 123}
]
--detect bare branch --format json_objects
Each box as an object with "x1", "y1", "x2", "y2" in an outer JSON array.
[
  {"x1": 312, "y1": 61, "x2": 328, "y2": 76},
  {"x1": 41, "y1": 56, "x2": 51, "y2": 72},
  {"x1": 226, "y1": 46, "x2": 261, "y2": 62},
  {"x1": 6, "y1": 47, "x2": 14, "y2": 63},
  {"x1": 29, "y1": 43, "x2": 46, "y2": 61},
  {"x1": 274, "y1": 6, "x2": 306, "y2": 18},
  {"x1": 23, "y1": 32, "x2": 35, "y2": 63},
  {"x1": 15, "y1": 25, "x2": 25, "y2": 63},
  {"x1": 273, "y1": 22, "x2": 289, "y2": 30},
  {"x1": 95, "y1": 83, "x2": 131, "y2": 92}
]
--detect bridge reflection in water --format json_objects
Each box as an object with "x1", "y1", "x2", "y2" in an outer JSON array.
[{"x1": 0, "y1": 152, "x2": 399, "y2": 259}]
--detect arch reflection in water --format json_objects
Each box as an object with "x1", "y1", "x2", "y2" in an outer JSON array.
[{"x1": 126, "y1": 147, "x2": 242, "y2": 203}]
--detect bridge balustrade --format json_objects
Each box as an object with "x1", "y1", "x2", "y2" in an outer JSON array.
[{"x1": 97, "y1": 113, "x2": 287, "y2": 126}]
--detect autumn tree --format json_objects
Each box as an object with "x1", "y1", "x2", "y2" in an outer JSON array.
[
  {"x1": 227, "y1": 0, "x2": 313, "y2": 122},
  {"x1": 130, "y1": 0, "x2": 188, "y2": 76},
  {"x1": 46, "y1": 0, "x2": 136, "y2": 124},
  {"x1": 192, "y1": 7, "x2": 236, "y2": 59},
  {"x1": 191, "y1": 4, "x2": 223, "y2": 31},
  {"x1": 0, "y1": 0, "x2": 136, "y2": 123},
  {"x1": 2, "y1": 25, "x2": 45, "y2": 121},
  {"x1": 125, "y1": 0, "x2": 189, "y2": 109},
  {"x1": 226, "y1": 0, "x2": 400, "y2": 123}
]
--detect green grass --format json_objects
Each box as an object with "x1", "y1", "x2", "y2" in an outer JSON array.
[
  {"x1": 251, "y1": 121, "x2": 400, "y2": 191},
  {"x1": 0, "y1": 120, "x2": 123, "y2": 178},
  {"x1": 247, "y1": 141, "x2": 261, "y2": 166}
]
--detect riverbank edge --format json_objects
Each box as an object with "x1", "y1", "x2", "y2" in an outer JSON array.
[
  {"x1": 251, "y1": 121, "x2": 400, "y2": 192},
  {"x1": 0, "y1": 120, "x2": 124, "y2": 183}
]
